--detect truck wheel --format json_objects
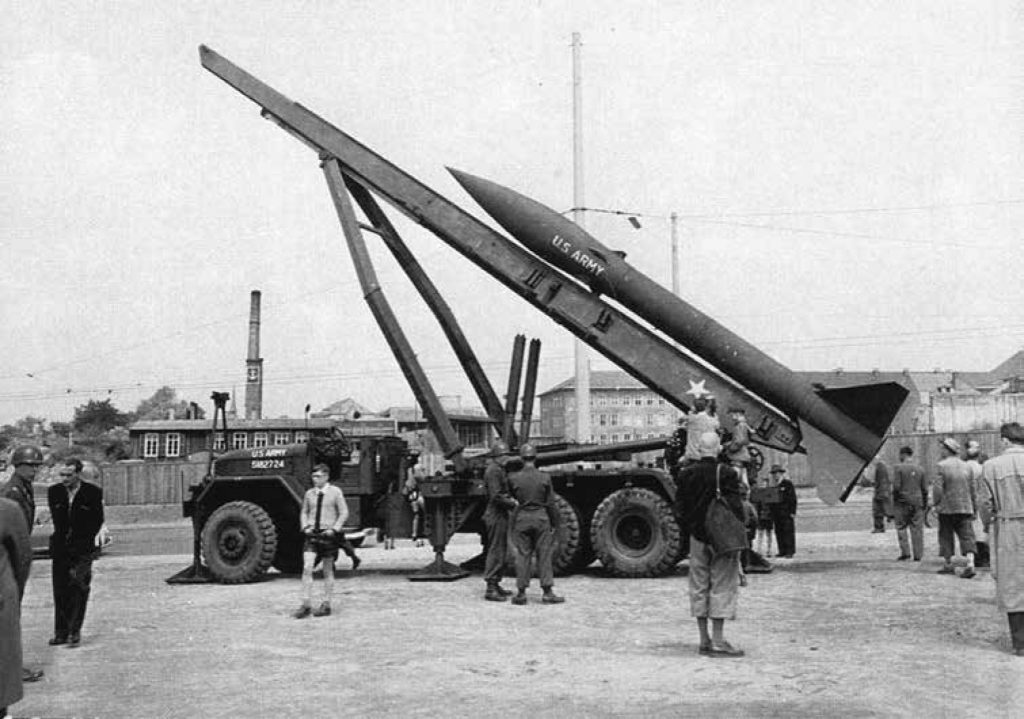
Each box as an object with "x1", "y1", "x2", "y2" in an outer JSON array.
[
  {"x1": 590, "y1": 488, "x2": 681, "y2": 578},
  {"x1": 552, "y1": 493, "x2": 582, "y2": 576},
  {"x1": 201, "y1": 501, "x2": 278, "y2": 583}
]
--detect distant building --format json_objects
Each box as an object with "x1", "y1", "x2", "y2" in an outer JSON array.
[
  {"x1": 128, "y1": 417, "x2": 337, "y2": 461},
  {"x1": 538, "y1": 371, "x2": 679, "y2": 448},
  {"x1": 128, "y1": 398, "x2": 497, "y2": 471}
]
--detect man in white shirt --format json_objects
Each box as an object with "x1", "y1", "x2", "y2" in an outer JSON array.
[{"x1": 294, "y1": 463, "x2": 348, "y2": 618}]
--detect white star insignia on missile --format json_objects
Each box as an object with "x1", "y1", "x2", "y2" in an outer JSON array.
[{"x1": 685, "y1": 379, "x2": 709, "y2": 399}]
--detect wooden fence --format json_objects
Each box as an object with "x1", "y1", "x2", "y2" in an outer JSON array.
[{"x1": 95, "y1": 461, "x2": 205, "y2": 506}]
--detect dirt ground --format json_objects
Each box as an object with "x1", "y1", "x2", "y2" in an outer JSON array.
[{"x1": 13, "y1": 529, "x2": 1023, "y2": 719}]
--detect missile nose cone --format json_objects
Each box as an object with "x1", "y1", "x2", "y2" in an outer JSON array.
[{"x1": 447, "y1": 167, "x2": 511, "y2": 223}]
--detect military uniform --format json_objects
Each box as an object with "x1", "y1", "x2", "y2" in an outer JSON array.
[
  {"x1": 482, "y1": 458, "x2": 516, "y2": 597},
  {"x1": 1, "y1": 498, "x2": 32, "y2": 715},
  {"x1": 507, "y1": 465, "x2": 561, "y2": 595},
  {"x1": 1, "y1": 475, "x2": 35, "y2": 538}
]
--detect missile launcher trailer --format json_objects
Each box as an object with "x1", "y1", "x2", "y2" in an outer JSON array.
[{"x1": 175, "y1": 47, "x2": 909, "y2": 584}]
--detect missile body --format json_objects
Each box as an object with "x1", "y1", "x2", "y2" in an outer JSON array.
[{"x1": 450, "y1": 169, "x2": 903, "y2": 476}]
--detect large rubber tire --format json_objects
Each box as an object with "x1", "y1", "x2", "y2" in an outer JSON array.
[
  {"x1": 201, "y1": 501, "x2": 278, "y2": 583},
  {"x1": 551, "y1": 493, "x2": 582, "y2": 577},
  {"x1": 590, "y1": 488, "x2": 681, "y2": 578}
]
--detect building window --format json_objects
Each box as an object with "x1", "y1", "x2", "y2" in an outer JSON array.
[
  {"x1": 610, "y1": 414, "x2": 618, "y2": 426},
  {"x1": 634, "y1": 397, "x2": 643, "y2": 406},
  {"x1": 611, "y1": 433, "x2": 619, "y2": 442},
  {"x1": 232, "y1": 432, "x2": 247, "y2": 450},
  {"x1": 599, "y1": 414, "x2": 607, "y2": 426},
  {"x1": 165, "y1": 433, "x2": 181, "y2": 458},
  {"x1": 295, "y1": 431, "x2": 309, "y2": 444},
  {"x1": 253, "y1": 432, "x2": 268, "y2": 448},
  {"x1": 646, "y1": 397, "x2": 654, "y2": 405},
  {"x1": 213, "y1": 433, "x2": 225, "y2": 451},
  {"x1": 273, "y1": 431, "x2": 291, "y2": 446},
  {"x1": 143, "y1": 433, "x2": 160, "y2": 458}
]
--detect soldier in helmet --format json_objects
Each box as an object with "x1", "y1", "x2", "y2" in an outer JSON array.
[
  {"x1": 482, "y1": 439, "x2": 516, "y2": 601},
  {"x1": 506, "y1": 443, "x2": 564, "y2": 605},
  {"x1": 1, "y1": 445, "x2": 46, "y2": 682}
]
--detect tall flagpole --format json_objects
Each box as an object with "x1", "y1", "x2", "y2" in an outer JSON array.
[{"x1": 571, "y1": 31, "x2": 591, "y2": 444}]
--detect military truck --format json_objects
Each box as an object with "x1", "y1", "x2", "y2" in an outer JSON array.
[{"x1": 181, "y1": 423, "x2": 682, "y2": 583}]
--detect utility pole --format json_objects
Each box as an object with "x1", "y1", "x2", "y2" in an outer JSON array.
[
  {"x1": 571, "y1": 31, "x2": 591, "y2": 445},
  {"x1": 670, "y1": 211, "x2": 680, "y2": 297}
]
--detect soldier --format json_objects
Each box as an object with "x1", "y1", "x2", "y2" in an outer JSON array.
[
  {"x1": 482, "y1": 440, "x2": 516, "y2": 602},
  {"x1": 1, "y1": 497, "x2": 32, "y2": 718},
  {"x1": 507, "y1": 443, "x2": 564, "y2": 605},
  {"x1": 1, "y1": 445, "x2": 45, "y2": 682},
  {"x1": 48, "y1": 458, "x2": 104, "y2": 646}
]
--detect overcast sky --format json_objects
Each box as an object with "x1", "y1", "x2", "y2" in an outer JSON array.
[{"x1": 2, "y1": 1, "x2": 1022, "y2": 426}]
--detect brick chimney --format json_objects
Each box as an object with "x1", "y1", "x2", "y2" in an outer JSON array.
[{"x1": 244, "y1": 290, "x2": 264, "y2": 420}]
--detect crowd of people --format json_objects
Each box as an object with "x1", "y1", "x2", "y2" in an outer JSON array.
[
  {"x1": 863, "y1": 422, "x2": 1024, "y2": 656},
  {"x1": 2, "y1": 415, "x2": 1022, "y2": 713},
  {"x1": 1, "y1": 449, "x2": 106, "y2": 718}
]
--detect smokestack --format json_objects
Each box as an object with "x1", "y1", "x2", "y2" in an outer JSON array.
[{"x1": 244, "y1": 290, "x2": 264, "y2": 420}]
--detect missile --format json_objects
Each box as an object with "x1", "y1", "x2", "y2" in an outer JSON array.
[{"x1": 450, "y1": 168, "x2": 908, "y2": 501}]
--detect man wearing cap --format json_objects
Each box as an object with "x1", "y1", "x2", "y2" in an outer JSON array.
[
  {"x1": 768, "y1": 465, "x2": 797, "y2": 558},
  {"x1": 933, "y1": 437, "x2": 978, "y2": 578},
  {"x1": 892, "y1": 446, "x2": 928, "y2": 561},
  {"x1": 1, "y1": 445, "x2": 46, "y2": 682},
  {"x1": 675, "y1": 432, "x2": 745, "y2": 657},
  {"x1": 725, "y1": 407, "x2": 752, "y2": 489},
  {"x1": 977, "y1": 422, "x2": 1024, "y2": 656},
  {"x1": 506, "y1": 443, "x2": 564, "y2": 605},
  {"x1": 964, "y1": 440, "x2": 990, "y2": 568},
  {"x1": 482, "y1": 440, "x2": 517, "y2": 602}
]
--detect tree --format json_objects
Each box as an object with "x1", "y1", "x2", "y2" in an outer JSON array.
[
  {"x1": 73, "y1": 399, "x2": 130, "y2": 435},
  {"x1": 0, "y1": 415, "x2": 47, "y2": 453},
  {"x1": 134, "y1": 386, "x2": 205, "y2": 421}
]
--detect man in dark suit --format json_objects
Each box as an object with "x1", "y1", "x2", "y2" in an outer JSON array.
[{"x1": 48, "y1": 457, "x2": 104, "y2": 647}]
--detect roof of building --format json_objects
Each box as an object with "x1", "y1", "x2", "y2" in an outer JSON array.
[
  {"x1": 130, "y1": 417, "x2": 338, "y2": 432},
  {"x1": 987, "y1": 349, "x2": 1024, "y2": 382},
  {"x1": 539, "y1": 371, "x2": 649, "y2": 396},
  {"x1": 311, "y1": 397, "x2": 373, "y2": 419}
]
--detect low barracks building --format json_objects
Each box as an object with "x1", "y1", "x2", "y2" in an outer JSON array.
[
  {"x1": 128, "y1": 418, "x2": 338, "y2": 461},
  {"x1": 128, "y1": 409, "x2": 495, "y2": 463}
]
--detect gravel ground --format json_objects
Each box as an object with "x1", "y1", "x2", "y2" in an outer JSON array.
[{"x1": 11, "y1": 527, "x2": 1023, "y2": 719}]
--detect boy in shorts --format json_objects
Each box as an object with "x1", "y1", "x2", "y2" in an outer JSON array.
[{"x1": 294, "y1": 463, "x2": 348, "y2": 618}]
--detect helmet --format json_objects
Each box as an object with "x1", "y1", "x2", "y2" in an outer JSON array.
[
  {"x1": 10, "y1": 445, "x2": 43, "y2": 466},
  {"x1": 519, "y1": 443, "x2": 537, "y2": 460},
  {"x1": 491, "y1": 440, "x2": 510, "y2": 457}
]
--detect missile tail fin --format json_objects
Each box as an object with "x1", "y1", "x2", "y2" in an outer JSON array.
[
  {"x1": 801, "y1": 422, "x2": 873, "y2": 505},
  {"x1": 816, "y1": 381, "x2": 909, "y2": 436}
]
